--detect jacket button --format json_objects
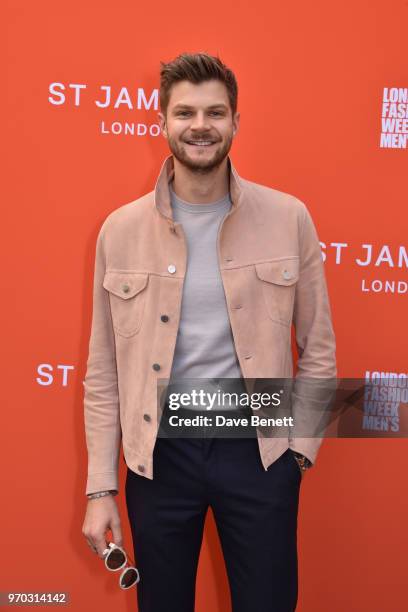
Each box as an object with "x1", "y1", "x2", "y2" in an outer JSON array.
[
  {"x1": 122, "y1": 283, "x2": 130, "y2": 293},
  {"x1": 168, "y1": 264, "x2": 176, "y2": 274},
  {"x1": 282, "y1": 270, "x2": 292, "y2": 280},
  {"x1": 143, "y1": 414, "x2": 151, "y2": 422},
  {"x1": 152, "y1": 363, "x2": 161, "y2": 371},
  {"x1": 137, "y1": 464, "x2": 145, "y2": 473},
  {"x1": 161, "y1": 314, "x2": 169, "y2": 322}
]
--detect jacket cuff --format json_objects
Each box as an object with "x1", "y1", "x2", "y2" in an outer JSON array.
[{"x1": 86, "y1": 471, "x2": 118, "y2": 497}]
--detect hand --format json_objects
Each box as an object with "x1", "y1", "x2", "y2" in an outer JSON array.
[{"x1": 82, "y1": 495, "x2": 123, "y2": 558}]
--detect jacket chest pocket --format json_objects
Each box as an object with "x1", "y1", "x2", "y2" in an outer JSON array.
[
  {"x1": 103, "y1": 271, "x2": 149, "y2": 338},
  {"x1": 255, "y1": 258, "x2": 299, "y2": 326}
]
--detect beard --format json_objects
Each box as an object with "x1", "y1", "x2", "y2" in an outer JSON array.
[{"x1": 166, "y1": 133, "x2": 234, "y2": 175}]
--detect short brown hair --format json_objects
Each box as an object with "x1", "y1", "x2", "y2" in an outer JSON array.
[{"x1": 159, "y1": 52, "x2": 238, "y2": 117}]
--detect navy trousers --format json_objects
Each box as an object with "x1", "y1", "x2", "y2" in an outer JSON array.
[{"x1": 125, "y1": 435, "x2": 301, "y2": 612}]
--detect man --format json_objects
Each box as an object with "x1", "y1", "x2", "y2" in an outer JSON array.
[{"x1": 82, "y1": 52, "x2": 336, "y2": 612}]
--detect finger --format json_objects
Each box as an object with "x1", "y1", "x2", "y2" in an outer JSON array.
[
  {"x1": 111, "y1": 524, "x2": 123, "y2": 549},
  {"x1": 94, "y1": 536, "x2": 109, "y2": 559},
  {"x1": 86, "y1": 538, "x2": 98, "y2": 554}
]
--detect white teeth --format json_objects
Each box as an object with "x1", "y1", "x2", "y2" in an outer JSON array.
[{"x1": 187, "y1": 141, "x2": 213, "y2": 145}]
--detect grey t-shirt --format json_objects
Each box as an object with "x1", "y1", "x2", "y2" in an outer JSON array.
[{"x1": 167, "y1": 180, "x2": 244, "y2": 407}]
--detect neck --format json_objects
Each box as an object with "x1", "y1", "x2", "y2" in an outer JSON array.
[{"x1": 171, "y1": 156, "x2": 230, "y2": 204}]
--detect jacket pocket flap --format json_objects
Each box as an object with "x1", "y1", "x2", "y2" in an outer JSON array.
[
  {"x1": 103, "y1": 272, "x2": 149, "y2": 299},
  {"x1": 255, "y1": 258, "x2": 299, "y2": 286}
]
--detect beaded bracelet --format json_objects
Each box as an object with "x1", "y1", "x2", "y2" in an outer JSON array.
[{"x1": 87, "y1": 490, "x2": 117, "y2": 500}]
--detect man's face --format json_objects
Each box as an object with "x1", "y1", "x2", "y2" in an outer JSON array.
[{"x1": 158, "y1": 79, "x2": 240, "y2": 173}]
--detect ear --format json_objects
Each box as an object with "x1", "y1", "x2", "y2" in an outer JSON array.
[
  {"x1": 158, "y1": 112, "x2": 168, "y2": 139},
  {"x1": 232, "y1": 111, "x2": 240, "y2": 137}
]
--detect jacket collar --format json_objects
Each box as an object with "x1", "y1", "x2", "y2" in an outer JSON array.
[{"x1": 154, "y1": 154, "x2": 244, "y2": 226}]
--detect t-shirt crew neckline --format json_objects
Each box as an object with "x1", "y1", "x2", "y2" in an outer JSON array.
[{"x1": 169, "y1": 180, "x2": 231, "y2": 214}]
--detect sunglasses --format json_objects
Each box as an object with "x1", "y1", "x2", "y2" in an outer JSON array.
[{"x1": 102, "y1": 542, "x2": 140, "y2": 589}]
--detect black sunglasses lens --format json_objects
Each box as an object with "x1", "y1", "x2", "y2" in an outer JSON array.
[
  {"x1": 106, "y1": 548, "x2": 126, "y2": 570},
  {"x1": 120, "y1": 568, "x2": 138, "y2": 588}
]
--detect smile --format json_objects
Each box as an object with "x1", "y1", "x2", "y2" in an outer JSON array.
[{"x1": 185, "y1": 141, "x2": 216, "y2": 146}]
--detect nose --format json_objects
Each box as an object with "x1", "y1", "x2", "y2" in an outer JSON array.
[{"x1": 190, "y1": 111, "x2": 211, "y2": 131}]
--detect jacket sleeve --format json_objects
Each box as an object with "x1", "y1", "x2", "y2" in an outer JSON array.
[
  {"x1": 289, "y1": 200, "x2": 337, "y2": 465},
  {"x1": 83, "y1": 221, "x2": 122, "y2": 496}
]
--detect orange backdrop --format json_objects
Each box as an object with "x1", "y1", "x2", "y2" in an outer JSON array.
[{"x1": 4, "y1": 1, "x2": 407, "y2": 610}]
